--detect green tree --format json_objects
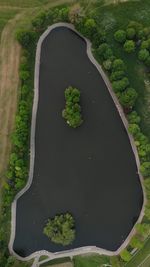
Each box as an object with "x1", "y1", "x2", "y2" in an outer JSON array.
[
  {"x1": 127, "y1": 111, "x2": 141, "y2": 124},
  {"x1": 120, "y1": 249, "x2": 132, "y2": 262},
  {"x1": 136, "y1": 223, "x2": 150, "y2": 238},
  {"x1": 140, "y1": 162, "x2": 150, "y2": 177},
  {"x1": 119, "y1": 87, "x2": 138, "y2": 108},
  {"x1": 141, "y1": 40, "x2": 149, "y2": 50},
  {"x1": 62, "y1": 86, "x2": 83, "y2": 128},
  {"x1": 84, "y1": 18, "x2": 96, "y2": 39},
  {"x1": 16, "y1": 29, "x2": 36, "y2": 48},
  {"x1": 112, "y1": 77, "x2": 129, "y2": 92},
  {"x1": 103, "y1": 59, "x2": 112, "y2": 70},
  {"x1": 112, "y1": 59, "x2": 126, "y2": 71},
  {"x1": 43, "y1": 213, "x2": 75, "y2": 246},
  {"x1": 126, "y1": 27, "x2": 136, "y2": 39},
  {"x1": 130, "y1": 236, "x2": 143, "y2": 249},
  {"x1": 110, "y1": 70, "x2": 125, "y2": 81},
  {"x1": 114, "y1": 30, "x2": 126, "y2": 43},
  {"x1": 124, "y1": 40, "x2": 135, "y2": 53},
  {"x1": 128, "y1": 123, "x2": 140, "y2": 138},
  {"x1": 138, "y1": 49, "x2": 149, "y2": 61}
]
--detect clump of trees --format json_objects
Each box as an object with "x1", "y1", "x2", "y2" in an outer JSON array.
[
  {"x1": 62, "y1": 86, "x2": 83, "y2": 128},
  {"x1": 43, "y1": 213, "x2": 75, "y2": 246}
]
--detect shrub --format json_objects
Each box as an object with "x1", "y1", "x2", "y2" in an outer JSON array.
[
  {"x1": 62, "y1": 86, "x2": 83, "y2": 128},
  {"x1": 138, "y1": 143, "x2": 150, "y2": 161},
  {"x1": 110, "y1": 70, "x2": 125, "y2": 81},
  {"x1": 19, "y1": 71, "x2": 30, "y2": 81},
  {"x1": 43, "y1": 213, "x2": 75, "y2": 246},
  {"x1": 126, "y1": 27, "x2": 136, "y2": 39},
  {"x1": 120, "y1": 249, "x2": 132, "y2": 262},
  {"x1": 138, "y1": 49, "x2": 149, "y2": 61},
  {"x1": 84, "y1": 18, "x2": 97, "y2": 39},
  {"x1": 136, "y1": 223, "x2": 150, "y2": 238},
  {"x1": 119, "y1": 87, "x2": 138, "y2": 108},
  {"x1": 114, "y1": 30, "x2": 126, "y2": 43},
  {"x1": 130, "y1": 236, "x2": 143, "y2": 249},
  {"x1": 92, "y1": 30, "x2": 106, "y2": 48},
  {"x1": 97, "y1": 43, "x2": 109, "y2": 58},
  {"x1": 140, "y1": 162, "x2": 150, "y2": 177},
  {"x1": 128, "y1": 123, "x2": 140, "y2": 138},
  {"x1": 103, "y1": 59, "x2": 112, "y2": 70},
  {"x1": 145, "y1": 56, "x2": 150, "y2": 67},
  {"x1": 103, "y1": 47, "x2": 113, "y2": 60},
  {"x1": 16, "y1": 29, "x2": 36, "y2": 48},
  {"x1": 123, "y1": 40, "x2": 135, "y2": 53},
  {"x1": 112, "y1": 77, "x2": 129, "y2": 92},
  {"x1": 145, "y1": 203, "x2": 150, "y2": 220},
  {"x1": 128, "y1": 21, "x2": 142, "y2": 34},
  {"x1": 141, "y1": 40, "x2": 149, "y2": 50},
  {"x1": 112, "y1": 59, "x2": 126, "y2": 71},
  {"x1": 127, "y1": 111, "x2": 141, "y2": 124}
]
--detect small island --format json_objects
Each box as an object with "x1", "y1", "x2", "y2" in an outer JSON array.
[
  {"x1": 62, "y1": 86, "x2": 83, "y2": 128},
  {"x1": 43, "y1": 213, "x2": 75, "y2": 246}
]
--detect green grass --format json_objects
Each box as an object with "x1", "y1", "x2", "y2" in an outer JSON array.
[
  {"x1": 125, "y1": 237, "x2": 150, "y2": 267},
  {"x1": 40, "y1": 257, "x2": 72, "y2": 266},
  {"x1": 0, "y1": 0, "x2": 52, "y2": 8},
  {"x1": 88, "y1": 0, "x2": 150, "y2": 139},
  {"x1": 0, "y1": 9, "x2": 18, "y2": 36},
  {"x1": 73, "y1": 254, "x2": 110, "y2": 267}
]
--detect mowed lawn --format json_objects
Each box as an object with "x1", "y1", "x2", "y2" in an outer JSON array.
[
  {"x1": 0, "y1": 0, "x2": 50, "y2": 8},
  {"x1": 0, "y1": 9, "x2": 18, "y2": 37}
]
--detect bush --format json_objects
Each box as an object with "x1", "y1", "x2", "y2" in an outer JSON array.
[
  {"x1": 128, "y1": 123, "x2": 140, "y2": 138},
  {"x1": 16, "y1": 29, "x2": 36, "y2": 48},
  {"x1": 123, "y1": 40, "x2": 135, "y2": 53},
  {"x1": 19, "y1": 71, "x2": 30, "y2": 81},
  {"x1": 141, "y1": 40, "x2": 149, "y2": 50},
  {"x1": 103, "y1": 59, "x2": 112, "y2": 70},
  {"x1": 119, "y1": 87, "x2": 138, "y2": 108},
  {"x1": 126, "y1": 27, "x2": 136, "y2": 39},
  {"x1": 43, "y1": 213, "x2": 75, "y2": 246},
  {"x1": 120, "y1": 249, "x2": 132, "y2": 262},
  {"x1": 103, "y1": 47, "x2": 113, "y2": 60},
  {"x1": 84, "y1": 18, "x2": 97, "y2": 39},
  {"x1": 128, "y1": 21, "x2": 142, "y2": 34},
  {"x1": 127, "y1": 111, "x2": 141, "y2": 124},
  {"x1": 145, "y1": 56, "x2": 150, "y2": 67},
  {"x1": 114, "y1": 30, "x2": 126, "y2": 43},
  {"x1": 97, "y1": 43, "x2": 109, "y2": 58},
  {"x1": 138, "y1": 49, "x2": 149, "y2": 61},
  {"x1": 112, "y1": 59, "x2": 126, "y2": 71},
  {"x1": 136, "y1": 223, "x2": 150, "y2": 238},
  {"x1": 112, "y1": 77, "x2": 129, "y2": 92},
  {"x1": 110, "y1": 70, "x2": 125, "y2": 81},
  {"x1": 62, "y1": 86, "x2": 83, "y2": 128},
  {"x1": 130, "y1": 236, "x2": 143, "y2": 249},
  {"x1": 145, "y1": 204, "x2": 150, "y2": 220},
  {"x1": 140, "y1": 162, "x2": 150, "y2": 177}
]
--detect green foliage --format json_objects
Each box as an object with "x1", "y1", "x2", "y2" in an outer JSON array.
[
  {"x1": 83, "y1": 18, "x2": 97, "y2": 39},
  {"x1": 120, "y1": 249, "x2": 132, "y2": 262},
  {"x1": 110, "y1": 70, "x2": 125, "y2": 81},
  {"x1": 141, "y1": 40, "x2": 149, "y2": 50},
  {"x1": 136, "y1": 223, "x2": 150, "y2": 238},
  {"x1": 119, "y1": 87, "x2": 138, "y2": 108},
  {"x1": 103, "y1": 59, "x2": 112, "y2": 70},
  {"x1": 97, "y1": 43, "x2": 113, "y2": 60},
  {"x1": 112, "y1": 77, "x2": 129, "y2": 92},
  {"x1": 43, "y1": 213, "x2": 75, "y2": 246},
  {"x1": 130, "y1": 236, "x2": 143, "y2": 249},
  {"x1": 140, "y1": 162, "x2": 150, "y2": 177},
  {"x1": 138, "y1": 49, "x2": 150, "y2": 62},
  {"x1": 16, "y1": 29, "x2": 36, "y2": 48},
  {"x1": 128, "y1": 123, "x2": 140, "y2": 138},
  {"x1": 62, "y1": 86, "x2": 83, "y2": 128},
  {"x1": 112, "y1": 59, "x2": 126, "y2": 71},
  {"x1": 127, "y1": 111, "x2": 141, "y2": 124},
  {"x1": 145, "y1": 203, "x2": 150, "y2": 220},
  {"x1": 126, "y1": 27, "x2": 136, "y2": 40},
  {"x1": 123, "y1": 40, "x2": 135, "y2": 53},
  {"x1": 114, "y1": 29, "x2": 126, "y2": 43}
]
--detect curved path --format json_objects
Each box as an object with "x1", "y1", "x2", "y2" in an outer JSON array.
[{"x1": 9, "y1": 23, "x2": 146, "y2": 262}]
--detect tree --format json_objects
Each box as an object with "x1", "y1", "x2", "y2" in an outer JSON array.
[
  {"x1": 130, "y1": 236, "x2": 143, "y2": 249},
  {"x1": 126, "y1": 27, "x2": 136, "y2": 39},
  {"x1": 128, "y1": 123, "x2": 140, "y2": 138},
  {"x1": 103, "y1": 59, "x2": 112, "y2": 70},
  {"x1": 112, "y1": 77, "x2": 129, "y2": 92},
  {"x1": 138, "y1": 49, "x2": 149, "y2": 62},
  {"x1": 43, "y1": 213, "x2": 75, "y2": 246},
  {"x1": 136, "y1": 223, "x2": 150, "y2": 238},
  {"x1": 16, "y1": 29, "x2": 36, "y2": 48},
  {"x1": 120, "y1": 249, "x2": 132, "y2": 262},
  {"x1": 119, "y1": 87, "x2": 138, "y2": 108},
  {"x1": 110, "y1": 70, "x2": 125, "y2": 81},
  {"x1": 123, "y1": 40, "x2": 135, "y2": 53},
  {"x1": 114, "y1": 30, "x2": 126, "y2": 43},
  {"x1": 140, "y1": 162, "x2": 150, "y2": 177},
  {"x1": 112, "y1": 59, "x2": 126, "y2": 71},
  {"x1": 141, "y1": 40, "x2": 149, "y2": 50},
  {"x1": 145, "y1": 56, "x2": 150, "y2": 67},
  {"x1": 127, "y1": 111, "x2": 141, "y2": 124},
  {"x1": 84, "y1": 18, "x2": 97, "y2": 39},
  {"x1": 62, "y1": 86, "x2": 83, "y2": 128}
]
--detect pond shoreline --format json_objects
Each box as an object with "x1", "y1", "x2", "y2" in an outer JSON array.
[{"x1": 9, "y1": 23, "x2": 146, "y2": 262}]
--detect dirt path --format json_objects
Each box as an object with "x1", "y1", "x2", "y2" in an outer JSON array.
[{"x1": 0, "y1": 12, "x2": 23, "y2": 189}]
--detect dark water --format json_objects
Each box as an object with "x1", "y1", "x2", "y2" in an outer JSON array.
[{"x1": 13, "y1": 27, "x2": 143, "y2": 257}]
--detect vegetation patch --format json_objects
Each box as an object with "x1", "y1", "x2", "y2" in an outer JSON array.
[
  {"x1": 62, "y1": 86, "x2": 83, "y2": 128},
  {"x1": 43, "y1": 213, "x2": 75, "y2": 246}
]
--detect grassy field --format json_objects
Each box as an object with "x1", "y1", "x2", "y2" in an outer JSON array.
[
  {"x1": 0, "y1": 0, "x2": 53, "y2": 8},
  {"x1": 0, "y1": 9, "x2": 19, "y2": 36},
  {"x1": 89, "y1": 0, "x2": 150, "y2": 139},
  {"x1": 73, "y1": 255, "x2": 110, "y2": 267}
]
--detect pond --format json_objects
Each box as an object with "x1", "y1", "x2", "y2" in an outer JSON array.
[{"x1": 13, "y1": 26, "x2": 143, "y2": 257}]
